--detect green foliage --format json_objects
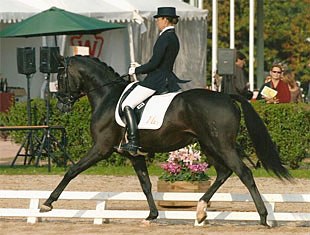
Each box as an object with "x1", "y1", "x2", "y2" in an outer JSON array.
[
  {"x1": 1, "y1": 98, "x2": 309, "y2": 169},
  {"x1": 159, "y1": 168, "x2": 209, "y2": 182},
  {"x1": 0, "y1": 99, "x2": 52, "y2": 142},
  {"x1": 239, "y1": 102, "x2": 309, "y2": 168},
  {"x1": 54, "y1": 97, "x2": 93, "y2": 160},
  {"x1": 1, "y1": 164, "x2": 310, "y2": 179}
]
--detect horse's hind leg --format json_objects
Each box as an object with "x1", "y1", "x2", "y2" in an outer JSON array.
[
  {"x1": 129, "y1": 156, "x2": 158, "y2": 222},
  {"x1": 222, "y1": 150, "x2": 268, "y2": 226},
  {"x1": 196, "y1": 156, "x2": 233, "y2": 223},
  {"x1": 40, "y1": 146, "x2": 106, "y2": 212}
]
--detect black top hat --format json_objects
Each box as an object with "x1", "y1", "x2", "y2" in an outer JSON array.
[{"x1": 153, "y1": 7, "x2": 179, "y2": 18}]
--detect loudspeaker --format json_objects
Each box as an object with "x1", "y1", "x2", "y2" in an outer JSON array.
[
  {"x1": 217, "y1": 48, "x2": 236, "y2": 75},
  {"x1": 17, "y1": 47, "x2": 36, "y2": 75},
  {"x1": 40, "y1": 47, "x2": 60, "y2": 73}
]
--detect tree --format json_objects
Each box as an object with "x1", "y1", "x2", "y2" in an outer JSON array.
[{"x1": 203, "y1": 0, "x2": 309, "y2": 91}]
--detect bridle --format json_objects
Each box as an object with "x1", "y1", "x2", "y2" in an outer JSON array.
[{"x1": 56, "y1": 58, "x2": 81, "y2": 108}]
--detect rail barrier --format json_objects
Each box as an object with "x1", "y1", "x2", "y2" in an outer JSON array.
[{"x1": 0, "y1": 190, "x2": 309, "y2": 225}]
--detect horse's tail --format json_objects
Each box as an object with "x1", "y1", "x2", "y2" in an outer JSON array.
[{"x1": 230, "y1": 94, "x2": 292, "y2": 180}]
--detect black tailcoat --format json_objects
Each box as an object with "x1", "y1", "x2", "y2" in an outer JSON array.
[{"x1": 135, "y1": 29, "x2": 187, "y2": 94}]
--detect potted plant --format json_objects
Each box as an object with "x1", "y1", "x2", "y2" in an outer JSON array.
[{"x1": 157, "y1": 144, "x2": 211, "y2": 207}]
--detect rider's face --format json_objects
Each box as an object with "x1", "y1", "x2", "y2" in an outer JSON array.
[{"x1": 155, "y1": 17, "x2": 168, "y2": 31}]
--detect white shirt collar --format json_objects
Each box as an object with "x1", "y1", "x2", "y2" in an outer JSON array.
[{"x1": 159, "y1": 26, "x2": 175, "y2": 36}]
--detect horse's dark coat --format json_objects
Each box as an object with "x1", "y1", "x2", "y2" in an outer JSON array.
[{"x1": 41, "y1": 56, "x2": 291, "y2": 225}]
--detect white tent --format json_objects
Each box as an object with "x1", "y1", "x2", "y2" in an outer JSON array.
[
  {"x1": 0, "y1": 0, "x2": 40, "y2": 23},
  {"x1": 0, "y1": 0, "x2": 208, "y2": 98}
]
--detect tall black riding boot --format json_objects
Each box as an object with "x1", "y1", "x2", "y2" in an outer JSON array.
[{"x1": 120, "y1": 106, "x2": 139, "y2": 155}]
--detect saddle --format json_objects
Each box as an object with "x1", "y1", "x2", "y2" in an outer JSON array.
[{"x1": 115, "y1": 82, "x2": 180, "y2": 130}]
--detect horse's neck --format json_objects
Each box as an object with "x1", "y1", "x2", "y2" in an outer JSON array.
[
  {"x1": 79, "y1": 59, "x2": 125, "y2": 113},
  {"x1": 86, "y1": 85, "x2": 124, "y2": 113}
]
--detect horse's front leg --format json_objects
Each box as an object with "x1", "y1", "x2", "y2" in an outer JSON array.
[
  {"x1": 40, "y1": 146, "x2": 107, "y2": 212},
  {"x1": 129, "y1": 156, "x2": 159, "y2": 222}
]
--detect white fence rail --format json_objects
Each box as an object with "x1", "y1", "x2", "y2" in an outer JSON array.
[{"x1": 0, "y1": 190, "x2": 309, "y2": 225}]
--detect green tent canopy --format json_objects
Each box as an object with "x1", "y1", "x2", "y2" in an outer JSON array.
[{"x1": 0, "y1": 7, "x2": 125, "y2": 37}]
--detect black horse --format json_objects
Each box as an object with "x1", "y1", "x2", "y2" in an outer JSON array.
[{"x1": 40, "y1": 55, "x2": 291, "y2": 226}]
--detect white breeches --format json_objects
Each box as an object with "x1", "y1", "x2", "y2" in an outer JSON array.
[{"x1": 121, "y1": 85, "x2": 156, "y2": 110}]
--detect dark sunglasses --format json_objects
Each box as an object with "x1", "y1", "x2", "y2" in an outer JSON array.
[{"x1": 272, "y1": 71, "x2": 282, "y2": 74}]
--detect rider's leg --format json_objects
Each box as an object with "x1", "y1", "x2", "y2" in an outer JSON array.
[
  {"x1": 120, "y1": 85, "x2": 155, "y2": 154},
  {"x1": 121, "y1": 85, "x2": 156, "y2": 110},
  {"x1": 120, "y1": 106, "x2": 139, "y2": 154}
]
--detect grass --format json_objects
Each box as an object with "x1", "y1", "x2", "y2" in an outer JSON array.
[{"x1": 0, "y1": 164, "x2": 309, "y2": 179}]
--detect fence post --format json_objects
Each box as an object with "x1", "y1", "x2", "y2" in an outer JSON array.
[
  {"x1": 27, "y1": 198, "x2": 40, "y2": 224},
  {"x1": 265, "y1": 202, "x2": 278, "y2": 227},
  {"x1": 94, "y1": 200, "x2": 108, "y2": 224}
]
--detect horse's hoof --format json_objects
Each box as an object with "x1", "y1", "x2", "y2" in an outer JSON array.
[
  {"x1": 267, "y1": 220, "x2": 277, "y2": 228},
  {"x1": 260, "y1": 221, "x2": 272, "y2": 228},
  {"x1": 259, "y1": 217, "x2": 273, "y2": 228},
  {"x1": 141, "y1": 219, "x2": 151, "y2": 226},
  {"x1": 196, "y1": 200, "x2": 207, "y2": 224},
  {"x1": 39, "y1": 204, "x2": 53, "y2": 213},
  {"x1": 140, "y1": 219, "x2": 158, "y2": 227}
]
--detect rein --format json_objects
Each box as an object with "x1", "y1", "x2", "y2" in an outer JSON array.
[{"x1": 85, "y1": 74, "x2": 129, "y2": 95}]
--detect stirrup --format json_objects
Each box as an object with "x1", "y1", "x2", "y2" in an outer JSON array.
[
  {"x1": 114, "y1": 145, "x2": 147, "y2": 157},
  {"x1": 116, "y1": 142, "x2": 140, "y2": 156}
]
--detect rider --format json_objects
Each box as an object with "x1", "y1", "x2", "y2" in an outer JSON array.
[{"x1": 119, "y1": 7, "x2": 188, "y2": 155}]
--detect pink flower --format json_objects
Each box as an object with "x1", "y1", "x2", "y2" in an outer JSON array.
[
  {"x1": 187, "y1": 163, "x2": 209, "y2": 173},
  {"x1": 160, "y1": 162, "x2": 181, "y2": 175},
  {"x1": 160, "y1": 144, "x2": 210, "y2": 182}
]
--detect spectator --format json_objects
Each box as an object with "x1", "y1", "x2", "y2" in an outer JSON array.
[
  {"x1": 282, "y1": 70, "x2": 302, "y2": 103},
  {"x1": 256, "y1": 64, "x2": 291, "y2": 103},
  {"x1": 221, "y1": 51, "x2": 253, "y2": 99}
]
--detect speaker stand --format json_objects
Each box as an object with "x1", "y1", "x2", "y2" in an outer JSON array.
[
  {"x1": 34, "y1": 73, "x2": 74, "y2": 172},
  {"x1": 11, "y1": 74, "x2": 41, "y2": 166}
]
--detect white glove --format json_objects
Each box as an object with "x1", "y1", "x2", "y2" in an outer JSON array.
[
  {"x1": 130, "y1": 62, "x2": 141, "y2": 68},
  {"x1": 128, "y1": 67, "x2": 135, "y2": 75}
]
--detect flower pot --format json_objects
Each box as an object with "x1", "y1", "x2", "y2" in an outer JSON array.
[{"x1": 157, "y1": 180, "x2": 211, "y2": 207}]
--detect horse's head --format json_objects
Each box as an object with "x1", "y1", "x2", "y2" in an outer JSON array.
[
  {"x1": 56, "y1": 56, "x2": 83, "y2": 113},
  {"x1": 56, "y1": 55, "x2": 129, "y2": 113}
]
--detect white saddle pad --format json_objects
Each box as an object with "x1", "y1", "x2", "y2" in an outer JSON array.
[{"x1": 115, "y1": 82, "x2": 180, "y2": 130}]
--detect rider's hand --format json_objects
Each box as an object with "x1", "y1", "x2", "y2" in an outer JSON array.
[
  {"x1": 131, "y1": 62, "x2": 141, "y2": 68},
  {"x1": 128, "y1": 67, "x2": 135, "y2": 75}
]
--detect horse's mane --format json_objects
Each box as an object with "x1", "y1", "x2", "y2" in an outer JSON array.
[{"x1": 74, "y1": 55, "x2": 121, "y2": 78}]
